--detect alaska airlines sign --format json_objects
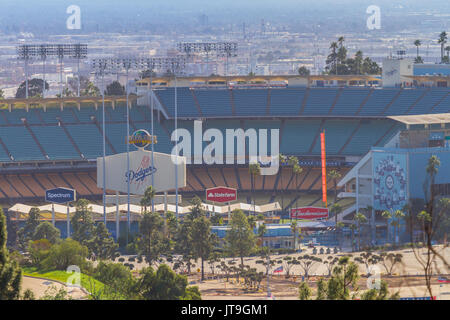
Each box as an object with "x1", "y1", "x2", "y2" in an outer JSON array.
[
  {"x1": 45, "y1": 187, "x2": 76, "y2": 204},
  {"x1": 97, "y1": 150, "x2": 186, "y2": 195}
]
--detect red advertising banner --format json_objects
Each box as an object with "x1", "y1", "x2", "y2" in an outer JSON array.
[
  {"x1": 320, "y1": 131, "x2": 327, "y2": 207},
  {"x1": 206, "y1": 187, "x2": 237, "y2": 203},
  {"x1": 290, "y1": 207, "x2": 329, "y2": 220}
]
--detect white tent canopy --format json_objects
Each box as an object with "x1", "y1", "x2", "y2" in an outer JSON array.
[{"x1": 8, "y1": 201, "x2": 281, "y2": 217}]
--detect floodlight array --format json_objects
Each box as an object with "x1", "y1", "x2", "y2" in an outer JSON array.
[
  {"x1": 16, "y1": 44, "x2": 88, "y2": 60},
  {"x1": 91, "y1": 56, "x2": 187, "y2": 75},
  {"x1": 177, "y1": 42, "x2": 238, "y2": 57}
]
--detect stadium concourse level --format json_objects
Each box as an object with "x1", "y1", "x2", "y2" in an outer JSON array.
[{"x1": 0, "y1": 165, "x2": 349, "y2": 203}]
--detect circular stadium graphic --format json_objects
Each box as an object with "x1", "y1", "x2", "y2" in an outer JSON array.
[
  {"x1": 373, "y1": 153, "x2": 407, "y2": 211},
  {"x1": 129, "y1": 129, "x2": 152, "y2": 149}
]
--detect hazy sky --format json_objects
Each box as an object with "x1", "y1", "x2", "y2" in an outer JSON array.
[{"x1": 0, "y1": 0, "x2": 448, "y2": 34}]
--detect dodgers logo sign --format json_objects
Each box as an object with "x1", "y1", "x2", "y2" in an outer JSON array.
[
  {"x1": 125, "y1": 155, "x2": 157, "y2": 187},
  {"x1": 45, "y1": 187, "x2": 76, "y2": 204}
]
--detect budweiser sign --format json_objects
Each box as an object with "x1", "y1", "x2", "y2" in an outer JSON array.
[
  {"x1": 290, "y1": 207, "x2": 329, "y2": 220},
  {"x1": 206, "y1": 187, "x2": 237, "y2": 203}
]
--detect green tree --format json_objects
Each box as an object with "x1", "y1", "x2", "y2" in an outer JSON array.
[
  {"x1": 329, "y1": 203, "x2": 342, "y2": 242},
  {"x1": 190, "y1": 216, "x2": 216, "y2": 281},
  {"x1": 279, "y1": 154, "x2": 287, "y2": 210},
  {"x1": 137, "y1": 211, "x2": 169, "y2": 266},
  {"x1": 354, "y1": 212, "x2": 367, "y2": 251},
  {"x1": 326, "y1": 256, "x2": 359, "y2": 300},
  {"x1": 248, "y1": 163, "x2": 261, "y2": 215},
  {"x1": 226, "y1": 209, "x2": 255, "y2": 266},
  {"x1": 257, "y1": 223, "x2": 267, "y2": 249},
  {"x1": 71, "y1": 199, "x2": 96, "y2": 246},
  {"x1": 18, "y1": 207, "x2": 42, "y2": 250},
  {"x1": 328, "y1": 169, "x2": 342, "y2": 204},
  {"x1": 81, "y1": 81, "x2": 100, "y2": 96},
  {"x1": 391, "y1": 210, "x2": 405, "y2": 247},
  {"x1": 298, "y1": 281, "x2": 312, "y2": 300},
  {"x1": 382, "y1": 210, "x2": 392, "y2": 243},
  {"x1": 298, "y1": 66, "x2": 310, "y2": 76},
  {"x1": 106, "y1": 81, "x2": 125, "y2": 96},
  {"x1": 88, "y1": 222, "x2": 118, "y2": 260},
  {"x1": 15, "y1": 78, "x2": 49, "y2": 98},
  {"x1": 135, "y1": 264, "x2": 195, "y2": 300},
  {"x1": 316, "y1": 277, "x2": 327, "y2": 300},
  {"x1": 94, "y1": 261, "x2": 136, "y2": 299},
  {"x1": 438, "y1": 31, "x2": 448, "y2": 62},
  {"x1": 32, "y1": 221, "x2": 61, "y2": 244},
  {"x1": 41, "y1": 238, "x2": 89, "y2": 271},
  {"x1": 290, "y1": 221, "x2": 301, "y2": 250},
  {"x1": 297, "y1": 254, "x2": 322, "y2": 280},
  {"x1": 0, "y1": 207, "x2": 22, "y2": 300},
  {"x1": 361, "y1": 280, "x2": 399, "y2": 300}
]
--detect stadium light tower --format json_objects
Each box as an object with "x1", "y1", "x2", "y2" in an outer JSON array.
[
  {"x1": 177, "y1": 42, "x2": 237, "y2": 76},
  {"x1": 17, "y1": 44, "x2": 36, "y2": 99},
  {"x1": 92, "y1": 58, "x2": 119, "y2": 226},
  {"x1": 17, "y1": 44, "x2": 88, "y2": 99},
  {"x1": 166, "y1": 56, "x2": 187, "y2": 220},
  {"x1": 70, "y1": 44, "x2": 88, "y2": 97}
]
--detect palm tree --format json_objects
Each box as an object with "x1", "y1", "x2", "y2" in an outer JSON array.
[
  {"x1": 354, "y1": 212, "x2": 368, "y2": 251},
  {"x1": 257, "y1": 223, "x2": 267, "y2": 249},
  {"x1": 438, "y1": 31, "x2": 448, "y2": 63},
  {"x1": 382, "y1": 210, "x2": 392, "y2": 244},
  {"x1": 445, "y1": 46, "x2": 450, "y2": 63},
  {"x1": 330, "y1": 203, "x2": 342, "y2": 243},
  {"x1": 249, "y1": 163, "x2": 261, "y2": 216},
  {"x1": 287, "y1": 156, "x2": 300, "y2": 210},
  {"x1": 392, "y1": 210, "x2": 405, "y2": 248},
  {"x1": 279, "y1": 154, "x2": 287, "y2": 211},
  {"x1": 327, "y1": 169, "x2": 342, "y2": 204},
  {"x1": 329, "y1": 42, "x2": 339, "y2": 74},
  {"x1": 291, "y1": 221, "x2": 301, "y2": 251},
  {"x1": 292, "y1": 164, "x2": 303, "y2": 210},
  {"x1": 414, "y1": 40, "x2": 421, "y2": 58},
  {"x1": 140, "y1": 185, "x2": 156, "y2": 213}
]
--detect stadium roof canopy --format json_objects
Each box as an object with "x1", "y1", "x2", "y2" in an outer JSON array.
[{"x1": 388, "y1": 113, "x2": 450, "y2": 125}]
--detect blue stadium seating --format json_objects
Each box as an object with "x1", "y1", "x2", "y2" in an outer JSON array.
[
  {"x1": 155, "y1": 87, "x2": 200, "y2": 118},
  {"x1": 384, "y1": 88, "x2": 426, "y2": 115},
  {"x1": 31, "y1": 125, "x2": 80, "y2": 159},
  {"x1": 193, "y1": 89, "x2": 233, "y2": 117},
  {"x1": 340, "y1": 120, "x2": 398, "y2": 155},
  {"x1": 310, "y1": 120, "x2": 359, "y2": 155},
  {"x1": 358, "y1": 88, "x2": 400, "y2": 116},
  {"x1": 65, "y1": 123, "x2": 114, "y2": 159},
  {"x1": 280, "y1": 120, "x2": 322, "y2": 155},
  {"x1": 301, "y1": 88, "x2": 339, "y2": 115},
  {"x1": 269, "y1": 87, "x2": 306, "y2": 116},
  {"x1": 233, "y1": 89, "x2": 268, "y2": 116},
  {"x1": 0, "y1": 126, "x2": 45, "y2": 161},
  {"x1": 40, "y1": 106, "x2": 75, "y2": 124},
  {"x1": 408, "y1": 89, "x2": 448, "y2": 114},
  {"x1": 330, "y1": 88, "x2": 371, "y2": 116}
]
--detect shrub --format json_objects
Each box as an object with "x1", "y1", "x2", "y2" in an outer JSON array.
[
  {"x1": 41, "y1": 238, "x2": 88, "y2": 271},
  {"x1": 312, "y1": 248, "x2": 317, "y2": 255},
  {"x1": 118, "y1": 257, "x2": 125, "y2": 263},
  {"x1": 326, "y1": 248, "x2": 331, "y2": 254},
  {"x1": 128, "y1": 257, "x2": 136, "y2": 262},
  {"x1": 319, "y1": 248, "x2": 324, "y2": 254}
]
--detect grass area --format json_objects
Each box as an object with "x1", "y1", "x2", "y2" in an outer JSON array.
[{"x1": 22, "y1": 266, "x2": 112, "y2": 299}]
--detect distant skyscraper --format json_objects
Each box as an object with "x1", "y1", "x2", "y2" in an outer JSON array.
[{"x1": 198, "y1": 14, "x2": 208, "y2": 27}]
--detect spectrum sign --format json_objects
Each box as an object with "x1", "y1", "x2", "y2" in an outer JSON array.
[
  {"x1": 290, "y1": 207, "x2": 329, "y2": 220},
  {"x1": 45, "y1": 187, "x2": 76, "y2": 204},
  {"x1": 206, "y1": 187, "x2": 237, "y2": 203}
]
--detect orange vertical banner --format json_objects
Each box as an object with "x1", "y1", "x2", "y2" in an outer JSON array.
[{"x1": 320, "y1": 131, "x2": 327, "y2": 207}]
